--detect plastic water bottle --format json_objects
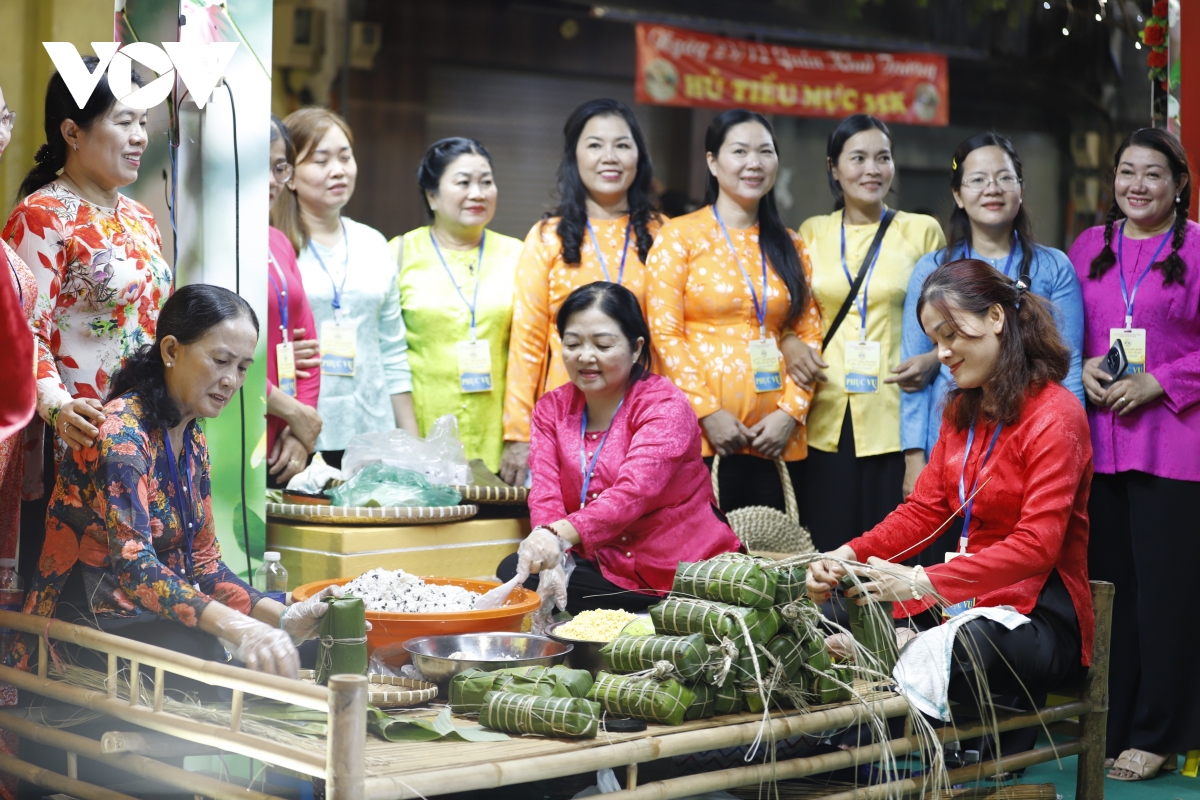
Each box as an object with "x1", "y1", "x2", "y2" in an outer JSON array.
[
  {"x1": 0, "y1": 559, "x2": 24, "y2": 657},
  {"x1": 253, "y1": 552, "x2": 288, "y2": 604}
]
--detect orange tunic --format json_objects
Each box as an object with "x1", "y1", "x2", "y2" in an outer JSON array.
[
  {"x1": 503, "y1": 215, "x2": 661, "y2": 443},
  {"x1": 645, "y1": 207, "x2": 823, "y2": 461}
]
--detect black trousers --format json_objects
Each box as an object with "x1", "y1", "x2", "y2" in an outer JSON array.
[
  {"x1": 795, "y1": 408, "x2": 905, "y2": 553},
  {"x1": 1088, "y1": 470, "x2": 1200, "y2": 757},
  {"x1": 496, "y1": 553, "x2": 661, "y2": 617},
  {"x1": 704, "y1": 454, "x2": 803, "y2": 515},
  {"x1": 825, "y1": 570, "x2": 1083, "y2": 758}
]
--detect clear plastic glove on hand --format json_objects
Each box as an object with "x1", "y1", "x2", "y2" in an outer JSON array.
[
  {"x1": 279, "y1": 583, "x2": 377, "y2": 645},
  {"x1": 517, "y1": 527, "x2": 565, "y2": 576},
  {"x1": 216, "y1": 614, "x2": 300, "y2": 679}
]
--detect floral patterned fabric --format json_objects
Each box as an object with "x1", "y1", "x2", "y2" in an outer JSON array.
[
  {"x1": 11, "y1": 392, "x2": 261, "y2": 670},
  {"x1": 645, "y1": 207, "x2": 823, "y2": 461},
  {"x1": 503, "y1": 215, "x2": 662, "y2": 443},
  {"x1": 2, "y1": 182, "x2": 172, "y2": 432}
]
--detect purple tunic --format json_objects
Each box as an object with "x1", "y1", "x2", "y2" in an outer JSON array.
[{"x1": 1068, "y1": 220, "x2": 1200, "y2": 481}]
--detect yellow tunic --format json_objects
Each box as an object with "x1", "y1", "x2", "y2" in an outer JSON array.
[
  {"x1": 502, "y1": 215, "x2": 661, "y2": 443},
  {"x1": 391, "y1": 227, "x2": 523, "y2": 472},
  {"x1": 798, "y1": 210, "x2": 944, "y2": 457}
]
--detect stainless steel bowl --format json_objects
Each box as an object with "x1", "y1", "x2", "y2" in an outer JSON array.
[
  {"x1": 402, "y1": 633, "x2": 572, "y2": 689},
  {"x1": 545, "y1": 621, "x2": 612, "y2": 677}
]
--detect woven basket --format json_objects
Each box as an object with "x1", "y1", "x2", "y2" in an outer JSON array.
[{"x1": 711, "y1": 455, "x2": 815, "y2": 555}]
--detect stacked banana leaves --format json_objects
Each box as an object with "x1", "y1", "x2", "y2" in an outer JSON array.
[{"x1": 450, "y1": 665, "x2": 594, "y2": 713}]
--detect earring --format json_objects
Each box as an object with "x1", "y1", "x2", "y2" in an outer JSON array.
[
  {"x1": 165, "y1": 363, "x2": 173, "y2": 368},
  {"x1": 1176, "y1": 196, "x2": 1182, "y2": 204},
  {"x1": 72, "y1": 143, "x2": 78, "y2": 151}
]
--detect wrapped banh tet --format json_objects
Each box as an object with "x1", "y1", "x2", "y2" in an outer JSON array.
[
  {"x1": 840, "y1": 574, "x2": 899, "y2": 676},
  {"x1": 600, "y1": 633, "x2": 710, "y2": 681},
  {"x1": 315, "y1": 594, "x2": 368, "y2": 685},
  {"x1": 685, "y1": 679, "x2": 743, "y2": 720},
  {"x1": 478, "y1": 691, "x2": 601, "y2": 739},
  {"x1": 449, "y1": 665, "x2": 593, "y2": 713},
  {"x1": 672, "y1": 560, "x2": 777, "y2": 609},
  {"x1": 650, "y1": 597, "x2": 782, "y2": 647},
  {"x1": 589, "y1": 672, "x2": 696, "y2": 726}
]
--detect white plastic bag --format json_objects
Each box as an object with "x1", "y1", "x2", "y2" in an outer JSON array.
[
  {"x1": 341, "y1": 414, "x2": 470, "y2": 485},
  {"x1": 570, "y1": 768, "x2": 622, "y2": 797},
  {"x1": 285, "y1": 452, "x2": 344, "y2": 494}
]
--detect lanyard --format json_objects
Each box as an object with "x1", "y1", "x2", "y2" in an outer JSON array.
[
  {"x1": 579, "y1": 397, "x2": 625, "y2": 509},
  {"x1": 430, "y1": 228, "x2": 486, "y2": 341},
  {"x1": 586, "y1": 220, "x2": 632, "y2": 285},
  {"x1": 966, "y1": 230, "x2": 1018, "y2": 279},
  {"x1": 957, "y1": 421, "x2": 1003, "y2": 554},
  {"x1": 310, "y1": 220, "x2": 350, "y2": 314},
  {"x1": 268, "y1": 253, "x2": 289, "y2": 341},
  {"x1": 163, "y1": 428, "x2": 198, "y2": 586},
  {"x1": 840, "y1": 209, "x2": 886, "y2": 343},
  {"x1": 1117, "y1": 220, "x2": 1172, "y2": 329},
  {"x1": 712, "y1": 205, "x2": 769, "y2": 339}
]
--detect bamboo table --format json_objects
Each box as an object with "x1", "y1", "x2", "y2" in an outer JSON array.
[{"x1": 0, "y1": 581, "x2": 1112, "y2": 800}]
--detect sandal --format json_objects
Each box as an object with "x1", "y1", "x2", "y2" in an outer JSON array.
[{"x1": 1107, "y1": 749, "x2": 1178, "y2": 781}]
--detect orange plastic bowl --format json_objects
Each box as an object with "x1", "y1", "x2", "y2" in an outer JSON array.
[{"x1": 291, "y1": 576, "x2": 540, "y2": 667}]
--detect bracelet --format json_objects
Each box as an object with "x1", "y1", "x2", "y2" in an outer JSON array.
[{"x1": 910, "y1": 565, "x2": 926, "y2": 602}]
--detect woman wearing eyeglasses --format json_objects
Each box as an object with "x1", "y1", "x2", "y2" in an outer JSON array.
[
  {"x1": 266, "y1": 115, "x2": 322, "y2": 486},
  {"x1": 898, "y1": 134, "x2": 1083, "y2": 546}
]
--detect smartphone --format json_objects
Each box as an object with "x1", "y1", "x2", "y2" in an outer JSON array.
[{"x1": 1102, "y1": 339, "x2": 1129, "y2": 387}]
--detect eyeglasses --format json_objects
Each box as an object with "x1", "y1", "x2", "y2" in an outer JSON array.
[
  {"x1": 0, "y1": 111, "x2": 15, "y2": 132},
  {"x1": 271, "y1": 162, "x2": 294, "y2": 183},
  {"x1": 962, "y1": 174, "x2": 1022, "y2": 192}
]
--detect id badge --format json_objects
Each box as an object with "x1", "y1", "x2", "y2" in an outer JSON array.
[
  {"x1": 749, "y1": 339, "x2": 783, "y2": 393},
  {"x1": 844, "y1": 340, "x2": 881, "y2": 393},
  {"x1": 275, "y1": 341, "x2": 297, "y2": 397},
  {"x1": 320, "y1": 320, "x2": 358, "y2": 377},
  {"x1": 456, "y1": 339, "x2": 493, "y2": 393},
  {"x1": 1110, "y1": 328, "x2": 1147, "y2": 374},
  {"x1": 941, "y1": 551, "x2": 976, "y2": 618}
]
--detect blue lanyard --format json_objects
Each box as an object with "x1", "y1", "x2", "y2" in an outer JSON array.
[
  {"x1": 1116, "y1": 220, "x2": 1172, "y2": 329},
  {"x1": 163, "y1": 428, "x2": 198, "y2": 586},
  {"x1": 586, "y1": 220, "x2": 632, "y2": 286},
  {"x1": 966, "y1": 230, "x2": 1018, "y2": 279},
  {"x1": 309, "y1": 220, "x2": 349, "y2": 312},
  {"x1": 840, "y1": 209, "x2": 886, "y2": 341},
  {"x1": 429, "y1": 228, "x2": 486, "y2": 340},
  {"x1": 268, "y1": 253, "x2": 289, "y2": 341},
  {"x1": 712, "y1": 205, "x2": 769, "y2": 339},
  {"x1": 579, "y1": 397, "x2": 625, "y2": 509},
  {"x1": 957, "y1": 421, "x2": 1003, "y2": 554}
]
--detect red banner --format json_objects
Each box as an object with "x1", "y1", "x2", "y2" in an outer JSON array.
[{"x1": 635, "y1": 24, "x2": 949, "y2": 127}]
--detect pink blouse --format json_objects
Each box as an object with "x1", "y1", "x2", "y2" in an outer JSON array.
[
  {"x1": 528, "y1": 372, "x2": 742, "y2": 594},
  {"x1": 267, "y1": 227, "x2": 320, "y2": 456},
  {"x1": 1068, "y1": 221, "x2": 1200, "y2": 482}
]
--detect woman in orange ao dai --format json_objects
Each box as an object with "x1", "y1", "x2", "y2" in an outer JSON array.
[
  {"x1": 500, "y1": 99, "x2": 663, "y2": 486},
  {"x1": 647, "y1": 109, "x2": 822, "y2": 513}
]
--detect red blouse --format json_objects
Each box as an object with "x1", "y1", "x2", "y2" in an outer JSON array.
[
  {"x1": 267, "y1": 227, "x2": 320, "y2": 456},
  {"x1": 528, "y1": 373, "x2": 742, "y2": 594},
  {"x1": 847, "y1": 382, "x2": 1095, "y2": 665}
]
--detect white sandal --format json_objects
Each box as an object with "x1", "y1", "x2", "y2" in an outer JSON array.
[{"x1": 1107, "y1": 749, "x2": 1177, "y2": 781}]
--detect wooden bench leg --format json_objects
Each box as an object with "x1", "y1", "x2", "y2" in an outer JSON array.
[{"x1": 1077, "y1": 581, "x2": 1114, "y2": 800}]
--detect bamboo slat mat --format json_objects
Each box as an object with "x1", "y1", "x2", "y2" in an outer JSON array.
[{"x1": 362, "y1": 682, "x2": 898, "y2": 778}]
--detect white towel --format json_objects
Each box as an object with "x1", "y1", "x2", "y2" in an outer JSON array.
[{"x1": 891, "y1": 606, "x2": 1030, "y2": 721}]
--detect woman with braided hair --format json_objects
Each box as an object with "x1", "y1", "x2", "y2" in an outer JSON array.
[{"x1": 1068, "y1": 127, "x2": 1200, "y2": 781}]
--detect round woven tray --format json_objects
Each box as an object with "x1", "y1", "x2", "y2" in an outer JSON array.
[
  {"x1": 299, "y1": 672, "x2": 438, "y2": 708},
  {"x1": 450, "y1": 484, "x2": 529, "y2": 505},
  {"x1": 266, "y1": 503, "x2": 478, "y2": 525}
]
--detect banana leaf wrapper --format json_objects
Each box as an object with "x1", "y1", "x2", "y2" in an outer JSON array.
[
  {"x1": 841, "y1": 575, "x2": 898, "y2": 676},
  {"x1": 315, "y1": 595, "x2": 367, "y2": 685},
  {"x1": 449, "y1": 669, "x2": 502, "y2": 713},
  {"x1": 767, "y1": 564, "x2": 809, "y2": 605},
  {"x1": 766, "y1": 635, "x2": 805, "y2": 682},
  {"x1": 497, "y1": 664, "x2": 594, "y2": 698},
  {"x1": 651, "y1": 598, "x2": 781, "y2": 647},
  {"x1": 672, "y1": 560, "x2": 777, "y2": 610},
  {"x1": 803, "y1": 640, "x2": 853, "y2": 704},
  {"x1": 600, "y1": 633, "x2": 709, "y2": 681},
  {"x1": 685, "y1": 679, "x2": 742, "y2": 720},
  {"x1": 741, "y1": 683, "x2": 767, "y2": 714},
  {"x1": 588, "y1": 672, "x2": 695, "y2": 726},
  {"x1": 478, "y1": 691, "x2": 600, "y2": 739}
]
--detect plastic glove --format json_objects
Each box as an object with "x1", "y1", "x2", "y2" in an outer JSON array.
[
  {"x1": 517, "y1": 526, "x2": 565, "y2": 576},
  {"x1": 213, "y1": 612, "x2": 300, "y2": 679},
  {"x1": 280, "y1": 583, "x2": 345, "y2": 645}
]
